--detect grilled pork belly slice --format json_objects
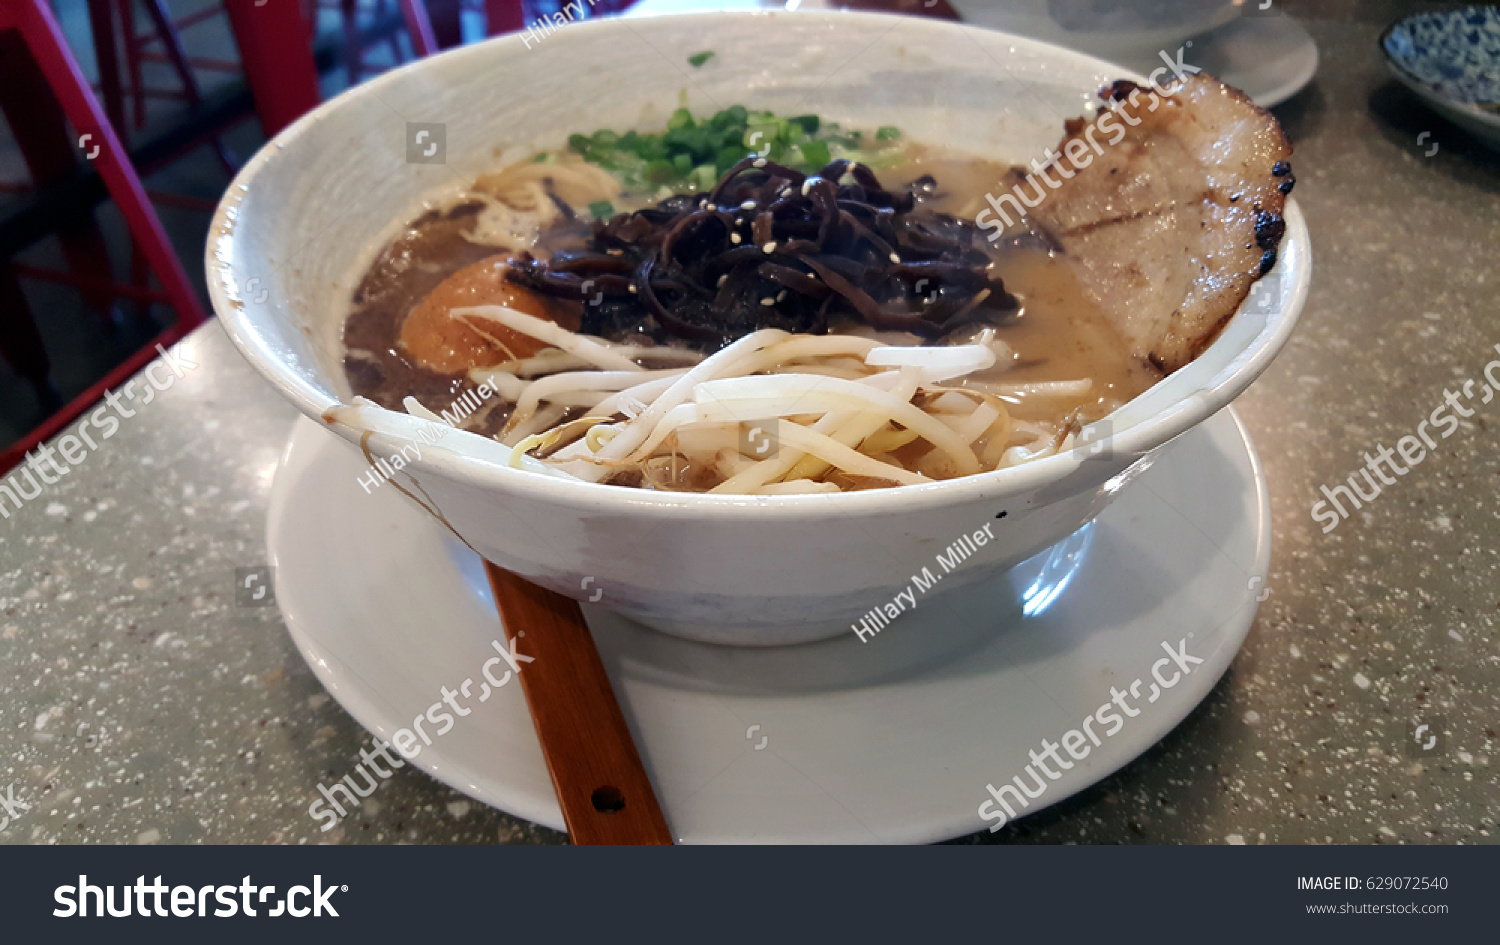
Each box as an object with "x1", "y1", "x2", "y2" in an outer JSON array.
[{"x1": 1021, "y1": 73, "x2": 1295, "y2": 373}]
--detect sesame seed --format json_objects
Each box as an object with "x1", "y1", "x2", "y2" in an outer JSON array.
[
  {"x1": 740, "y1": 200, "x2": 756, "y2": 210},
  {"x1": 889, "y1": 252, "x2": 901, "y2": 264},
  {"x1": 776, "y1": 289, "x2": 787, "y2": 302},
  {"x1": 627, "y1": 284, "x2": 637, "y2": 293},
  {"x1": 800, "y1": 179, "x2": 816, "y2": 196},
  {"x1": 760, "y1": 298, "x2": 775, "y2": 307},
  {"x1": 730, "y1": 232, "x2": 742, "y2": 244},
  {"x1": 753, "y1": 158, "x2": 767, "y2": 168},
  {"x1": 717, "y1": 274, "x2": 728, "y2": 287},
  {"x1": 762, "y1": 241, "x2": 777, "y2": 253},
  {"x1": 606, "y1": 248, "x2": 624, "y2": 256}
]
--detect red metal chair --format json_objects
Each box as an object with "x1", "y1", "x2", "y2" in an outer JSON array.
[
  {"x1": 98, "y1": 0, "x2": 238, "y2": 173},
  {"x1": 336, "y1": 0, "x2": 438, "y2": 82},
  {"x1": 0, "y1": 0, "x2": 206, "y2": 473}
]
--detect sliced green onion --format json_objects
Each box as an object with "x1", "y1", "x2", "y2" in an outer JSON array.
[
  {"x1": 712, "y1": 105, "x2": 747, "y2": 129},
  {"x1": 800, "y1": 139, "x2": 831, "y2": 169},
  {"x1": 564, "y1": 107, "x2": 900, "y2": 190},
  {"x1": 644, "y1": 159, "x2": 677, "y2": 185},
  {"x1": 688, "y1": 163, "x2": 718, "y2": 192},
  {"x1": 716, "y1": 145, "x2": 748, "y2": 173},
  {"x1": 788, "y1": 114, "x2": 819, "y2": 135}
]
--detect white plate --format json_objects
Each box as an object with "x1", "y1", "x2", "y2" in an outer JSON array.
[
  {"x1": 268, "y1": 408, "x2": 1269, "y2": 843},
  {"x1": 625, "y1": 2, "x2": 1316, "y2": 107},
  {"x1": 1113, "y1": 11, "x2": 1318, "y2": 108}
]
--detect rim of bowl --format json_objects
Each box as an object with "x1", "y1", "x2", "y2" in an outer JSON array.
[
  {"x1": 209, "y1": 8, "x2": 1312, "y2": 517},
  {"x1": 1378, "y1": 7, "x2": 1500, "y2": 116}
]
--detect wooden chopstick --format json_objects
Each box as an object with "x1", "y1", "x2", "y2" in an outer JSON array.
[{"x1": 484, "y1": 562, "x2": 674, "y2": 845}]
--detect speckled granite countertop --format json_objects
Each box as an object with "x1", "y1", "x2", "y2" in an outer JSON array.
[{"x1": 2, "y1": 5, "x2": 1497, "y2": 845}]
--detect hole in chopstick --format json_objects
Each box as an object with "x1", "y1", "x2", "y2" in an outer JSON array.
[{"x1": 591, "y1": 786, "x2": 626, "y2": 813}]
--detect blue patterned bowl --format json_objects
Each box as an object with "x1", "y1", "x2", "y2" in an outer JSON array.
[{"x1": 1380, "y1": 6, "x2": 1500, "y2": 148}]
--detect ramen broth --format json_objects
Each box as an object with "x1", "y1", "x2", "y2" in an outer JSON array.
[
  {"x1": 341, "y1": 147, "x2": 1162, "y2": 472},
  {"x1": 880, "y1": 151, "x2": 1159, "y2": 425}
]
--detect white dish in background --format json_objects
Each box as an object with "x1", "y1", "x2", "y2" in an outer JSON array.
[
  {"x1": 1114, "y1": 11, "x2": 1318, "y2": 108},
  {"x1": 268, "y1": 408, "x2": 1269, "y2": 843},
  {"x1": 945, "y1": 0, "x2": 1240, "y2": 64},
  {"x1": 210, "y1": 11, "x2": 1310, "y2": 645}
]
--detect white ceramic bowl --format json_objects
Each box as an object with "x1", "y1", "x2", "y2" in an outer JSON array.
[{"x1": 209, "y1": 10, "x2": 1310, "y2": 646}]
